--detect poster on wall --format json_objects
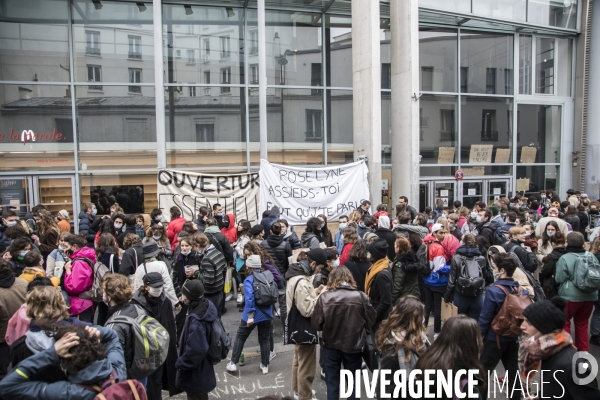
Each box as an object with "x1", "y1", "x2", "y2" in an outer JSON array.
[
  {"x1": 469, "y1": 145, "x2": 494, "y2": 164},
  {"x1": 157, "y1": 170, "x2": 260, "y2": 223},
  {"x1": 259, "y1": 159, "x2": 370, "y2": 225}
]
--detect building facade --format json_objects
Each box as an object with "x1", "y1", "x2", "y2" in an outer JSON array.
[{"x1": 0, "y1": 0, "x2": 589, "y2": 222}]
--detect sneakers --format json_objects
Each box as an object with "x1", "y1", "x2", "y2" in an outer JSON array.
[
  {"x1": 433, "y1": 333, "x2": 440, "y2": 341},
  {"x1": 294, "y1": 390, "x2": 316, "y2": 400},
  {"x1": 269, "y1": 351, "x2": 277, "y2": 361},
  {"x1": 236, "y1": 293, "x2": 243, "y2": 304},
  {"x1": 361, "y1": 361, "x2": 367, "y2": 369},
  {"x1": 226, "y1": 362, "x2": 237, "y2": 372},
  {"x1": 260, "y1": 363, "x2": 269, "y2": 374},
  {"x1": 225, "y1": 293, "x2": 233, "y2": 301},
  {"x1": 239, "y1": 353, "x2": 245, "y2": 366}
]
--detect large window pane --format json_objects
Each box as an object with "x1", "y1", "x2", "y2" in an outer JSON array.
[
  {"x1": 516, "y1": 165, "x2": 559, "y2": 196},
  {"x1": 80, "y1": 173, "x2": 157, "y2": 214},
  {"x1": 75, "y1": 85, "x2": 156, "y2": 170},
  {"x1": 472, "y1": 0, "x2": 526, "y2": 22},
  {"x1": 163, "y1": 4, "x2": 241, "y2": 85},
  {"x1": 536, "y1": 38, "x2": 555, "y2": 94},
  {"x1": 382, "y1": 92, "x2": 391, "y2": 164},
  {"x1": 419, "y1": 29, "x2": 457, "y2": 93},
  {"x1": 461, "y1": 96, "x2": 513, "y2": 164},
  {"x1": 263, "y1": 10, "x2": 322, "y2": 87},
  {"x1": 460, "y1": 32, "x2": 514, "y2": 95},
  {"x1": 556, "y1": 38, "x2": 573, "y2": 97},
  {"x1": 326, "y1": 15, "x2": 352, "y2": 88},
  {"x1": 0, "y1": 84, "x2": 74, "y2": 171},
  {"x1": 0, "y1": 0, "x2": 69, "y2": 82},
  {"x1": 418, "y1": 0, "x2": 471, "y2": 13},
  {"x1": 519, "y1": 35, "x2": 532, "y2": 94},
  {"x1": 167, "y1": 86, "x2": 246, "y2": 168},
  {"x1": 328, "y1": 90, "x2": 353, "y2": 165},
  {"x1": 420, "y1": 95, "x2": 458, "y2": 164},
  {"x1": 517, "y1": 105, "x2": 561, "y2": 163},
  {"x1": 528, "y1": 0, "x2": 578, "y2": 30},
  {"x1": 72, "y1": 0, "x2": 154, "y2": 84}
]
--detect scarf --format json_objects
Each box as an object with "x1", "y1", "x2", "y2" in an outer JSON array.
[
  {"x1": 520, "y1": 330, "x2": 573, "y2": 382},
  {"x1": 364, "y1": 258, "x2": 388, "y2": 295}
]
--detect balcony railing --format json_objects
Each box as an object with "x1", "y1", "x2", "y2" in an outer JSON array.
[
  {"x1": 85, "y1": 47, "x2": 101, "y2": 56},
  {"x1": 129, "y1": 52, "x2": 142, "y2": 59}
]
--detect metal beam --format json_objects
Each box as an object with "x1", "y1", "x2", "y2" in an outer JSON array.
[{"x1": 323, "y1": 0, "x2": 336, "y2": 13}]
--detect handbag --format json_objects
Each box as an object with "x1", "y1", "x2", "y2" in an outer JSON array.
[
  {"x1": 224, "y1": 267, "x2": 233, "y2": 294},
  {"x1": 441, "y1": 299, "x2": 458, "y2": 323},
  {"x1": 359, "y1": 293, "x2": 380, "y2": 371},
  {"x1": 235, "y1": 254, "x2": 245, "y2": 272},
  {"x1": 284, "y1": 279, "x2": 318, "y2": 345}
]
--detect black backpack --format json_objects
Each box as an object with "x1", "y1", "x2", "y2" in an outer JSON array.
[
  {"x1": 483, "y1": 222, "x2": 505, "y2": 246},
  {"x1": 507, "y1": 249, "x2": 546, "y2": 302},
  {"x1": 206, "y1": 317, "x2": 231, "y2": 365},
  {"x1": 453, "y1": 255, "x2": 485, "y2": 296},
  {"x1": 253, "y1": 270, "x2": 278, "y2": 306},
  {"x1": 415, "y1": 243, "x2": 430, "y2": 274}
]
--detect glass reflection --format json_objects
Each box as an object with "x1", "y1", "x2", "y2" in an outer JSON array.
[
  {"x1": 528, "y1": 0, "x2": 578, "y2": 30},
  {"x1": 517, "y1": 105, "x2": 561, "y2": 163},
  {"x1": 328, "y1": 90, "x2": 353, "y2": 165},
  {"x1": 516, "y1": 165, "x2": 559, "y2": 196},
  {"x1": 419, "y1": 29, "x2": 457, "y2": 92},
  {"x1": 420, "y1": 95, "x2": 458, "y2": 164},
  {"x1": 472, "y1": 0, "x2": 526, "y2": 22}
]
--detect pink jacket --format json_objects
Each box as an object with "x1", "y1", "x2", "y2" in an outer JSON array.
[
  {"x1": 442, "y1": 234, "x2": 461, "y2": 261},
  {"x1": 5, "y1": 303, "x2": 29, "y2": 345},
  {"x1": 64, "y1": 246, "x2": 96, "y2": 316}
]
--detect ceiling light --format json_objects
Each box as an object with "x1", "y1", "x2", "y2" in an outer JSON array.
[
  {"x1": 226, "y1": 7, "x2": 235, "y2": 17},
  {"x1": 92, "y1": 0, "x2": 102, "y2": 10},
  {"x1": 184, "y1": 5, "x2": 193, "y2": 15},
  {"x1": 136, "y1": 3, "x2": 146, "y2": 12}
]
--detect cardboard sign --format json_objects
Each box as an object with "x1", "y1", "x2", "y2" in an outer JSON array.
[
  {"x1": 495, "y1": 148, "x2": 511, "y2": 164},
  {"x1": 438, "y1": 147, "x2": 456, "y2": 164},
  {"x1": 462, "y1": 167, "x2": 485, "y2": 176},
  {"x1": 520, "y1": 147, "x2": 537, "y2": 163},
  {"x1": 516, "y1": 178, "x2": 530, "y2": 192},
  {"x1": 469, "y1": 145, "x2": 493, "y2": 164}
]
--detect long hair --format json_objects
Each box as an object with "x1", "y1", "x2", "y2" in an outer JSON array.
[
  {"x1": 318, "y1": 214, "x2": 332, "y2": 246},
  {"x1": 36, "y1": 210, "x2": 59, "y2": 237},
  {"x1": 349, "y1": 239, "x2": 369, "y2": 262},
  {"x1": 342, "y1": 226, "x2": 358, "y2": 245},
  {"x1": 98, "y1": 218, "x2": 117, "y2": 237},
  {"x1": 326, "y1": 265, "x2": 357, "y2": 291},
  {"x1": 244, "y1": 241, "x2": 274, "y2": 264},
  {"x1": 414, "y1": 315, "x2": 485, "y2": 391},
  {"x1": 375, "y1": 296, "x2": 426, "y2": 359},
  {"x1": 96, "y1": 233, "x2": 118, "y2": 258},
  {"x1": 541, "y1": 220, "x2": 560, "y2": 247},
  {"x1": 237, "y1": 219, "x2": 252, "y2": 238},
  {"x1": 150, "y1": 225, "x2": 169, "y2": 248},
  {"x1": 348, "y1": 210, "x2": 362, "y2": 227},
  {"x1": 394, "y1": 236, "x2": 411, "y2": 258}
]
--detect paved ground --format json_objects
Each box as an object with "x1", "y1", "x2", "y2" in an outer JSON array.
[{"x1": 165, "y1": 297, "x2": 600, "y2": 400}]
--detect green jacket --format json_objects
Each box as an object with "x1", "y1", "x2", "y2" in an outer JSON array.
[
  {"x1": 555, "y1": 251, "x2": 599, "y2": 302},
  {"x1": 391, "y1": 253, "x2": 421, "y2": 303}
]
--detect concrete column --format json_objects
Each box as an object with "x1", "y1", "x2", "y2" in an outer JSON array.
[
  {"x1": 586, "y1": 1, "x2": 600, "y2": 199},
  {"x1": 351, "y1": 0, "x2": 382, "y2": 207},
  {"x1": 153, "y1": 0, "x2": 166, "y2": 168},
  {"x1": 390, "y1": 0, "x2": 420, "y2": 206},
  {"x1": 258, "y1": 0, "x2": 268, "y2": 161}
]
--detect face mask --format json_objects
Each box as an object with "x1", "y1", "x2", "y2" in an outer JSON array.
[
  {"x1": 427, "y1": 219, "x2": 434, "y2": 225},
  {"x1": 92, "y1": 209, "x2": 98, "y2": 216},
  {"x1": 216, "y1": 213, "x2": 224, "y2": 217},
  {"x1": 5, "y1": 220, "x2": 17, "y2": 227},
  {"x1": 181, "y1": 250, "x2": 191, "y2": 256},
  {"x1": 493, "y1": 272, "x2": 502, "y2": 281},
  {"x1": 148, "y1": 287, "x2": 163, "y2": 297},
  {"x1": 320, "y1": 223, "x2": 325, "y2": 229},
  {"x1": 153, "y1": 235, "x2": 162, "y2": 240},
  {"x1": 541, "y1": 195, "x2": 546, "y2": 199},
  {"x1": 102, "y1": 293, "x2": 110, "y2": 306},
  {"x1": 359, "y1": 222, "x2": 366, "y2": 228},
  {"x1": 476, "y1": 216, "x2": 483, "y2": 224},
  {"x1": 448, "y1": 223, "x2": 454, "y2": 229},
  {"x1": 525, "y1": 231, "x2": 531, "y2": 237},
  {"x1": 332, "y1": 259, "x2": 340, "y2": 268},
  {"x1": 114, "y1": 223, "x2": 123, "y2": 229},
  {"x1": 501, "y1": 213, "x2": 507, "y2": 218},
  {"x1": 19, "y1": 250, "x2": 29, "y2": 257},
  {"x1": 546, "y1": 231, "x2": 555, "y2": 237},
  {"x1": 155, "y1": 215, "x2": 163, "y2": 221},
  {"x1": 339, "y1": 223, "x2": 347, "y2": 230},
  {"x1": 470, "y1": 212, "x2": 478, "y2": 220},
  {"x1": 223, "y1": 221, "x2": 230, "y2": 228}
]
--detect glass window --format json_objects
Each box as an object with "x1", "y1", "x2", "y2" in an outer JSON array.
[
  {"x1": 75, "y1": 85, "x2": 156, "y2": 170},
  {"x1": 418, "y1": 0, "x2": 471, "y2": 13},
  {"x1": 382, "y1": 93, "x2": 392, "y2": 164},
  {"x1": 460, "y1": 32, "x2": 514, "y2": 95},
  {"x1": 381, "y1": 63, "x2": 391, "y2": 90},
  {"x1": 87, "y1": 66, "x2": 102, "y2": 90},
  {"x1": 204, "y1": 71, "x2": 211, "y2": 84},
  {"x1": 517, "y1": 105, "x2": 561, "y2": 163},
  {"x1": 528, "y1": 0, "x2": 578, "y2": 30},
  {"x1": 536, "y1": 38, "x2": 555, "y2": 94},
  {"x1": 250, "y1": 64, "x2": 259, "y2": 85},
  {"x1": 0, "y1": 84, "x2": 75, "y2": 171},
  {"x1": 166, "y1": 87, "x2": 247, "y2": 168},
  {"x1": 519, "y1": 36, "x2": 532, "y2": 94},
  {"x1": 328, "y1": 90, "x2": 354, "y2": 165},
  {"x1": 128, "y1": 69, "x2": 142, "y2": 93},
  {"x1": 419, "y1": 29, "x2": 457, "y2": 92},
  {"x1": 80, "y1": 173, "x2": 157, "y2": 214},
  {"x1": 0, "y1": 0, "x2": 70, "y2": 82},
  {"x1": 327, "y1": 15, "x2": 352, "y2": 88},
  {"x1": 516, "y1": 165, "x2": 559, "y2": 196},
  {"x1": 472, "y1": 0, "x2": 526, "y2": 22},
  {"x1": 72, "y1": 0, "x2": 154, "y2": 83},
  {"x1": 556, "y1": 38, "x2": 573, "y2": 97},
  {"x1": 163, "y1": 4, "x2": 241, "y2": 85},
  {"x1": 261, "y1": 10, "x2": 322, "y2": 86},
  {"x1": 461, "y1": 96, "x2": 513, "y2": 164},
  {"x1": 419, "y1": 95, "x2": 458, "y2": 164}
]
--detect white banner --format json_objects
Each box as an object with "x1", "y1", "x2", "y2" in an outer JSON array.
[
  {"x1": 157, "y1": 170, "x2": 260, "y2": 223},
  {"x1": 259, "y1": 159, "x2": 370, "y2": 225}
]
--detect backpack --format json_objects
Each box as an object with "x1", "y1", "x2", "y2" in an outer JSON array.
[
  {"x1": 105, "y1": 305, "x2": 169, "y2": 380},
  {"x1": 79, "y1": 370, "x2": 147, "y2": 400},
  {"x1": 252, "y1": 270, "x2": 278, "y2": 306},
  {"x1": 453, "y1": 255, "x2": 485, "y2": 297},
  {"x1": 491, "y1": 284, "x2": 532, "y2": 340},
  {"x1": 571, "y1": 251, "x2": 600, "y2": 293},
  {"x1": 416, "y1": 243, "x2": 429, "y2": 274},
  {"x1": 90, "y1": 254, "x2": 115, "y2": 302},
  {"x1": 497, "y1": 226, "x2": 510, "y2": 243},
  {"x1": 507, "y1": 249, "x2": 546, "y2": 302},
  {"x1": 206, "y1": 317, "x2": 231, "y2": 365},
  {"x1": 482, "y1": 222, "x2": 505, "y2": 246}
]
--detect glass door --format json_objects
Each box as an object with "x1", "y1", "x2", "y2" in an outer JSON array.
[
  {"x1": 32, "y1": 176, "x2": 77, "y2": 224},
  {"x1": 419, "y1": 182, "x2": 430, "y2": 213},
  {"x1": 433, "y1": 181, "x2": 456, "y2": 210},
  {"x1": 487, "y1": 180, "x2": 511, "y2": 206},
  {"x1": 0, "y1": 178, "x2": 33, "y2": 217},
  {"x1": 462, "y1": 181, "x2": 483, "y2": 209}
]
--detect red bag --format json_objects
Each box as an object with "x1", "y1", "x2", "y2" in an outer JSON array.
[{"x1": 80, "y1": 371, "x2": 147, "y2": 400}]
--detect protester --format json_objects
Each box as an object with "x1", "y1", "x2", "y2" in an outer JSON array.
[
  {"x1": 423, "y1": 224, "x2": 449, "y2": 339},
  {"x1": 334, "y1": 215, "x2": 348, "y2": 254},
  {"x1": 251, "y1": 224, "x2": 265, "y2": 244},
  {"x1": 338, "y1": 226, "x2": 357, "y2": 266},
  {"x1": 150, "y1": 208, "x2": 164, "y2": 227},
  {"x1": 261, "y1": 206, "x2": 281, "y2": 240},
  {"x1": 280, "y1": 219, "x2": 301, "y2": 250},
  {"x1": 312, "y1": 248, "x2": 337, "y2": 289},
  {"x1": 503, "y1": 226, "x2": 539, "y2": 273},
  {"x1": 390, "y1": 236, "x2": 421, "y2": 302},
  {"x1": 364, "y1": 238, "x2": 392, "y2": 331},
  {"x1": 119, "y1": 233, "x2": 144, "y2": 278},
  {"x1": 358, "y1": 215, "x2": 375, "y2": 238},
  {"x1": 301, "y1": 218, "x2": 322, "y2": 249},
  {"x1": 5, "y1": 237, "x2": 32, "y2": 276},
  {"x1": 167, "y1": 206, "x2": 187, "y2": 250},
  {"x1": 62, "y1": 234, "x2": 95, "y2": 322},
  {"x1": 316, "y1": 214, "x2": 333, "y2": 247},
  {"x1": 535, "y1": 207, "x2": 569, "y2": 237},
  {"x1": 540, "y1": 232, "x2": 567, "y2": 298},
  {"x1": 133, "y1": 242, "x2": 179, "y2": 308},
  {"x1": 204, "y1": 217, "x2": 234, "y2": 265},
  {"x1": 261, "y1": 221, "x2": 292, "y2": 276},
  {"x1": 55, "y1": 210, "x2": 70, "y2": 233},
  {"x1": 78, "y1": 202, "x2": 98, "y2": 248},
  {"x1": 447, "y1": 213, "x2": 463, "y2": 241},
  {"x1": 189, "y1": 232, "x2": 227, "y2": 315},
  {"x1": 0, "y1": 258, "x2": 27, "y2": 376},
  {"x1": 221, "y1": 213, "x2": 237, "y2": 243},
  {"x1": 374, "y1": 216, "x2": 396, "y2": 261},
  {"x1": 398, "y1": 196, "x2": 417, "y2": 220},
  {"x1": 31, "y1": 210, "x2": 59, "y2": 260},
  {"x1": 19, "y1": 250, "x2": 59, "y2": 286},
  {"x1": 591, "y1": 240, "x2": 600, "y2": 346}
]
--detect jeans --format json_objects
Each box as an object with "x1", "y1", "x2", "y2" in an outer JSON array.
[
  {"x1": 423, "y1": 285, "x2": 444, "y2": 333},
  {"x1": 480, "y1": 339, "x2": 520, "y2": 400},
  {"x1": 77, "y1": 305, "x2": 94, "y2": 323},
  {"x1": 451, "y1": 292, "x2": 484, "y2": 321},
  {"x1": 564, "y1": 300, "x2": 594, "y2": 351},
  {"x1": 205, "y1": 291, "x2": 224, "y2": 318},
  {"x1": 146, "y1": 363, "x2": 164, "y2": 400},
  {"x1": 230, "y1": 319, "x2": 272, "y2": 366},
  {"x1": 322, "y1": 346, "x2": 362, "y2": 400},
  {"x1": 591, "y1": 299, "x2": 600, "y2": 338}
]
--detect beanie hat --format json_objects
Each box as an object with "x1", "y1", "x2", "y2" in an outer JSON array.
[
  {"x1": 306, "y1": 248, "x2": 327, "y2": 266},
  {"x1": 378, "y1": 216, "x2": 390, "y2": 230},
  {"x1": 59, "y1": 210, "x2": 69, "y2": 219},
  {"x1": 367, "y1": 238, "x2": 388, "y2": 261},
  {"x1": 489, "y1": 205, "x2": 499, "y2": 216},
  {"x1": 246, "y1": 254, "x2": 262, "y2": 269},
  {"x1": 182, "y1": 279, "x2": 205, "y2": 301},
  {"x1": 523, "y1": 296, "x2": 567, "y2": 334},
  {"x1": 250, "y1": 225, "x2": 264, "y2": 236}
]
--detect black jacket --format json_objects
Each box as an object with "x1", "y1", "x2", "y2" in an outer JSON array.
[
  {"x1": 203, "y1": 229, "x2": 233, "y2": 264},
  {"x1": 375, "y1": 228, "x2": 397, "y2": 261},
  {"x1": 105, "y1": 302, "x2": 142, "y2": 374},
  {"x1": 368, "y1": 267, "x2": 393, "y2": 328},
  {"x1": 78, "y1": 211, "x2": 97, "y2": 248},
  {"x1": 540, "y1": 246, "x2": 568, "y2": 299},
  {"x1": 565, "y1": 216, "x2": 580, "y2": 233},
  {"x1": 283, "y1": 231, "x2": 301, "y2": 250},
  {"x1": 477, "y1": 221, "x2": 499, "y2": 250},
  {"x1": 117, "y1": 225, "x2": 137, "y2": 249},
  {"x1": 119, "y1": 243, "x2": 144, "y2": 276},
  {"x1": 261, "y1": 235, "x2": 292, "y2": 275},
  {"x1": 503, "y1": 240, "x2": 539, "y2": 273},
  {"x1": 344, "y1": 259, "x2": 371, "y2": 293},
  {"x1": 444, "y1": 246, "x2": 487, "y2": 303}
]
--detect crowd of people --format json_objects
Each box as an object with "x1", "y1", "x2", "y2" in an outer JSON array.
[{"x1": 0, "y1": 188, "x2": 598, "y2": 400}]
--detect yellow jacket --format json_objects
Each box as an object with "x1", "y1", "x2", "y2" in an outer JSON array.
[{"x1": 19, "y1": 268, "x2": 60, "y2": 287}]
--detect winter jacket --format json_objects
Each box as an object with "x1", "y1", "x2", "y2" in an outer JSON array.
[
  {"x1": 458, "y1": 215, "x2": 468, "y2": 230},
  {"x1": 204, "y1": 226, "x2": 234, "y2": 264},
  {"x1": 444, "y1": 246, "x2": 486, "y2": 303},
  {"x1": 220, "y1": 213, "x2": 237, "y2": 243},
  {"x1": 167, "y1": 216, "x2": 187, "y2": 250},
  {"x1": 120, "y1": 243, "x2": 144, "y2": 277},
  {"x1": 503, "y1": 240, "x2": 539, "y2": 273},
  {"x1": 442, "y1": 234, "x2": 460, "y2": 261},
  {"x1": 537, "y1": 238, "x2": 553, "y2": 262},
  {"x1": 477, "y1": 221, "x2": 501, "y2": 249},
  {"x1": 334, "y1": 229, "x2": 344, "y2": 254},
  {"x1": 241, "y1": 273, "x2": 273, "y2": 323},
  {"x1": 367, "y1": 267, "x2": 393, "y2": 328},
  {"x1": 285, "y1": 262, "x2": 320, "y2": 318},
  {"x1": 283, "y1": 230, "x2": 301, "y2": 250},
  {"x1": 540, "y1": 247, "x2": 568, "y2": 299},
  {"x1": 394, "y1": 224, "x2": 429, "y2": 240},
  {"x1": 344, "y1": 259, "x2": 371, "y2": 293},
  {"x1": 478, "y1": 278, "x2": 530, "y2": 344},
  {"x1": 0, "y1": 326, "x2": 126, "y2": 400},
  {"x1": 175, "y1": 298, "x2": 217, "y2": 396},
  {"x1": 37, "y1": 229, "x2": 59, "y2": 260},
  {"x1": 172, "y1": 251, "x2": 200, "y2": 297},
  {"x1": 391, "y1": 252, "x2": 422, "y2": 303},
  {"x1": 234, "y1": 235, "x2": 250, "y2": 259},
  {"x1": 339, "y1": 243, "x2": 354, "y2": 266},
  {"x1": 375, "y1": 228, "x2": 398, "y2": 261},
  {"x1": 555, "y1": 248, "x2": 599, "y2": 302},
  {"x1": 117, "y1": 225, "x2": 136, "y2": 249},
  {"x1": 104, "y1": 302, "x2": 143, "y2": 374},
  {"x1": 46, "y1": 248, "x2": 67, "y2": 279},
  {"x1": 260, "y1": 207, "x2": 280, "y2": 240},
  {"x1": 5, "y1": 303, "x2": 29, "y2": 345},
  {"x1": 64, "y1": 246, "x2": 96, "y2": 316},
  {"x1": 261, "y1": 235, "x2": 292, "y2": 275},
  {"x1": 133, "y1": 260, "x2": 178, "y2": 306},
  {"x1": 98, "y1": 250, "x2": 120, "y2": 274},
  {"x1": 535, "y1": 217, "x2": 569, "y2": 238},
  {"x1": 565, "y1": 216, "x2": 580, "y2": 233},
  {"x1": 423, "y1": 235, "x2": 447, "y2": 278},
  {"x1": 19, "y1": 268, "x2": 60, "y2": 287},
  {"x1": 77, "y1": 211, "x2": 97, "y2": 248},
  {"x1": 312, "y1": 286, "x2": 377, "y2": 353},
  {"x1": 0, "y1": 273, "x2": 27, "y2": 344},
  {"x1": 300, "y1": 232, "x2": 320, "y2": 249}
]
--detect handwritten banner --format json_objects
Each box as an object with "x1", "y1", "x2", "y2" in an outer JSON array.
[
  {"x1": 259, "y1": 159, "x2": 369, "y2": 225},
  {"x1": 438, "y1": 147, "x2": 455, "y2": 164},
  {"x1": 469, "y1": 145, "x2": 493, "y2": 164},
  {"x1": 157, "y1": 170, "x2": 260, "y2": 223}
]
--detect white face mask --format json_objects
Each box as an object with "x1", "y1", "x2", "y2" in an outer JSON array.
[
  {"x1": 148, "y1": 286, "x2": 163, "y2": 297},
  {"x1": 5, "y1": 220, "x2": 17, "y2": 227},
  {"x1": 332, "y1": 259, "x2": 340, "y2": 268},
  {"x1": 114, "y1": 223, "x2": 123, "y2": 230}
]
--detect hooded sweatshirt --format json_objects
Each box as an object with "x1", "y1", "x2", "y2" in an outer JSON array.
[
  {"x1": 220, "y1": 213, "x2": 237, "y2": 243},
  {"x1": 260, "y1": 207, "x2": 281, "y2": 240}
]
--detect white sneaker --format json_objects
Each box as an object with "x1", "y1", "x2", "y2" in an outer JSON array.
[
  {"x1": 275, "y1": 308, "x2": 281, "y2": 318},
  {"x1": 361, "y1": 361, "x2": 367, "y2": 369},
  {"x1": 225, "y1": 293, "x2": 233, "y2": 301},
  {"x1": 269, "y1": 351, "x2": 276, "y2": 361},
  {"x1": 236, "y1": 293, "x2": 243, "y2": 304},
  {"x1": 260, "y1": 363, "x2": 268, "y2": 374},
  {"x1": 226, "y1": 361, "x2": 237, "y2": 372},
  {"x1": 293, "y1": 390, "x2": 315, "y2": 400},
  {"x1": 433, "y1": 333, "x2": 440, "y2": 341}
]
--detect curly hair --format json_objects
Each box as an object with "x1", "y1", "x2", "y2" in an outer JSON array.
[
  {"x1": 102, "y1": 274, "x2": 132, "y2": 305},
  {"x1": 394, "y1": 236, "x2": 411, "y2": 257},
  {"x1": 54, "y1": 323, "x2": 107, "y2": 375},
  {"x1": 326, "y1": 265, "x2": 356, "y2": 291},
  {"x1": 342, "y1": 226, "x2": 358, "y2": 245},
  {"x1": 243, "y1": 241, "x2": 274, "y2": 264},
  {"x1": 36, "y1": 210, "x2": 60, "y2": 237},
  {"x1": 375, "y1": 295, "x2": 426, "y2": 359},
  {"x1": 26, "y1": 286, "x2": 70, "y2": 321},
  {"x1": 123, "y1": 233, "x2": 142, "y2": 250}
]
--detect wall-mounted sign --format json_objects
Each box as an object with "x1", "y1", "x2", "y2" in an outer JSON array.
[
  {"x1": 0, "y1": 128, "x2": 72, "y2": 144},
  {"x1": 469, "y1": 145, "x2": 493, "y2": 164},
  {"x1": 454, "y1": 170, "x2": 464, "y2": 180}
]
